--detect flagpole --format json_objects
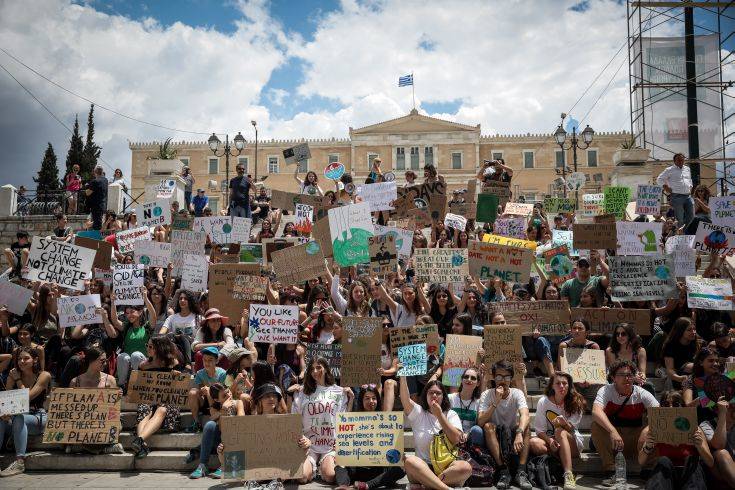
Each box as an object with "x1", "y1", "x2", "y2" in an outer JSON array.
[{"x1": 412, "y1": 71, "x2": 415, "y2": 110}]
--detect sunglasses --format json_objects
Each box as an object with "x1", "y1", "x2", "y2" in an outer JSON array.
[
  {"x1": 436, "y1": 294, "x2": 448, "y2": 299},
  {"x1": 462, "y1": 375, "x2": 478, "y2": 381}
]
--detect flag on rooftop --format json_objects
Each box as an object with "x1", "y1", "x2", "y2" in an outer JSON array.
[{"x1": 398, "y1": 74, "x2": 413, "y2": 87}]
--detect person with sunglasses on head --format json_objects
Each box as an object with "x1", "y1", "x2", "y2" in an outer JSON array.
[
  {"x1": 559, "y1": 256, "x2": 609, "y2": 308},
  {"x1": 448, "y1": 367, "x2": 485, "y2": 449},
  {"x1": 605, "y1": 324, "x2": 653, "y2": 395},
  {"x1": 228, "y1": 163, "x2": 252, "y2": 218}
]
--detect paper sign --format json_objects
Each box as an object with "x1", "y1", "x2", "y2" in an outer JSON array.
[
  {"x1": 444, "y1": 212, "x2": 467, "y2": 231},
  {"x1": 442, "y1": 334, "x2": 483, "y2": 387},
  {"x1": 283, "y1": 142, "x2": 311, "y2": 164},
  {"x1": 305, "y1": 343, "x2": 342, "y2": 378},
  {"x1": 616, "y1": 221, "x2": 662, "y2": 255},
  {"x1": 341, "y1": 317, "x2": 382, "y2": 387},
  {"x1": 414, "y1": 248, "x2": 468, "y2": 283},
  {"x1": 113, "y1": 264, "x2": 145, "y2": 305},
  {"x1": 115, "y1": 226, "x2": 152, "y2": 254},
  {"x1": 57, "y1": 294, "x2": 102, "y2": 328},
  {"x1": 693, "y1": 372, "x2": 735, "y2": 409},
  {"x1": 156, "y1": 178, "x2": 176, "y2": 198},
  {"x1": 648, "y1": 407, "x2": 697, "y2": 445},
  {"x1": 572, "y1": 223, "x2": 617, "y2": 250},
  {"x1": 209, "y1": 264, "x2": 261, "y2": 321},
  {"x1": 636, "y1": 185, "x2": 663, "y2": 215},
  {"x1": 181, "y1": 254, "x2": 208, "y2": 293},
  {"x1": 239, "y1": 243, "x2": 264, "y2": 264},
  {"x1": 368, "y1": 235, "x2": 398, "y2": 276},
  {"x1": 693, "y1": 221, "x2": 735, "y2": 255},
  {"x1": 559, "y1": 348, "x2": 607, "y2": 384},
  {"x1": 336, "y1": 412, "x2": 404, "y2": 467},
  {"x1": 357, "y1": 182, "x2": 397, "y2": 212},
  {"x1": 686, "y1": 276, "x2": 734, "y2": 311},
  {"x1": 193, "y1": 216, "x2": 234, "y2": 244},
  {"x1": 94, "y1": 268, "x2": 112, "y2": 288},
  {"x1": 570, "y1": 308, "x2": 650, "y2": 335},
  {"x1": 552, "y1": 229, "x2": 577, "y2": 256},
  {"x1": 126, "y1": 370, "x2": 192, "y2": 408},
  {"x1": 476, "y1": 193, "x2": 499, "y2": 223},
  {"x1": 328, "y1": 202, "x2": 374, "y2": 266},
  {"x1": 232, "y1": 274, "x2": 267, "y2": 303},
  {"x1": 496, "y1": 301, "x2": 571, "y2": 335},
  {"x1": 0, "y1": 281, "x2": 33, "y2": 315},
  {"x1": 397, "y1": 343, "x2": 428, "y2": 376},
  {"x1": 26, "y1": 236, "x2": 96, "y2": 291},
  {"x1": 603, "y1": 186, "x2": 632, "y2": 219},
  {"x1": 271, "y1": 241, "x2": 326, "y2": 285},
  {"x1": 171, "y1": 230, "x2": 206, "y2": 276},
  {"x1": 483, "y1": 324, "x2": 523, "y2": 368},
  {"x1": 389, "y1": 324, "x2": 440, "y2": 355},
  {"x1": 494, "y1": 217, "x2": 527, "y2": 239},
  {"x1": 138, "y1": 199, "x2": 171, "y2": 228},
  {"x1": 505, "y1": 202, "x2": 534, "y2": 217},
  {"x1": 134, "y1": 240, "x2": 171, "y2": 269},
  {"x1": 543, "y1": 197, "x2": 575, "y2": 213},
  {"x1": 582, "y1": 193, "x2": 605, "y2": 217},
  {"x1": 609, "y1": 254, "x2": 677, "y2": 302},
  {"x1": 710, "y1": 196, "x2": 735, "y2": 228},
  {"x1": 665, "y1": 235, "x2": 696, "y2": 277},
  {"x1": 469, "y1": 236, "x2": 536, "y2": 283},
  {"x1": 373, "y1": 225, "x2": 412, "y2": 258},
  {"x1": 294, "y1": 203, "x2": 314, "y2": 234},
  {"x1": 544, "y1": 245, "x2": 574, "y2": 284},
  {"x1": 74, "y1": 236, "x2": 112, "y2": 270},
  {"x1": 481, "y1": 180, "x2": 511, "y2": 207},
  {"x1": 0, "y1": 389, "x2": 29, "y2": 416},
  {"x1": 566, "y1": 172, "x2": 586, "y2": 191},
  {"x1": 248, "y1": 304, "x2": 299, "y2": 344},
  {"x1": 44, "y1": 388, "x2": 122, "y2": 445},
  {"x1": 231, "y1": 217, "x2": 253, "y2": 244}
]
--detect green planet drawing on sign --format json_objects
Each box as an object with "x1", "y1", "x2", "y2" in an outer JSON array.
[{"x1": 333, "y1": 229, "x2": 372, "y2": 266}]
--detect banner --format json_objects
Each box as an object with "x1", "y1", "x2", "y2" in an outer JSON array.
[
  {"x1": 57, "y1": 294, "x2": 101, "y2": 328},
  {"x1": 232, "y1": 274, "x2": 267, "y2": 303},
  {"x1": 341, "y1": 317, "x2": 382, "y2": 387},
  {"x1": 44, "y1": 388, "x2": 122, "y2": 445},
  {"x1": 181, "y1": 254, "x2": 208, "y2": 293},
  {"x1": 572, "y1": 223, "x2": 617, "y2": 250},
  {"x1": 543, "y1": 197, "x2": 575, "y2": 214},
  {"x1": 328, "y1": 202, "x2": 374, "y2": 266},
  {"x1": 582, "y1": 193, "x2": 604, "y2": 217},
  {"x1": 138, "y1": 199, "x2": 171, "y2": 228},
  {"x1": 209, "y1": 264, "x2": 262, "y2": 321},
  {"x1": 504, "y1": 202, "x2": 534, "y2": 217},
  {"x1": 442, "y1": 334, "x2": 483, "y2": 387},
  {"x1": 648, "y1": 407, "x2": 697, "y2": 445},
  {"x1": 693, "y1": 221, "x2": 735, "y2": 255},
  {"x1": 469, "y1": 237, "x2": 535, "y2": 283},
  {"x1": 603, "y1": 186, "x2": 632, "y2": 219},
  {"x1": 336, "y1": 412, "x2": 404, "y2": 467},
  {"x1": 74, "y1": 236, "x2": 112, "y2": 270},
  {"x1": 26, "y1": 236, "x2": 96, "y2": 291},
  {"x1": 482, "y1": 325, "x2": 523, "y2": 369},
  {"x1": 294, "y1": 203, "x2": 314, "y2": 234},
  {"x1": 248, "y1": 304, "x2": 299, "y2": 344},
  {"x1": 609, "y1": 255, "x2": 677, "y2": 301},
  {"x1": 686, "y1": 276, "x2": 734, "y2": 311},
  {"x1": 444, "y1": 212, "x2": 467, "y2": 231},
  {"x1": 665, "y1": 235, "x2": 696, "y2": 277},
  {"x1": 171, "y1": 230, "x2": 206, "y2": 276},
  {"x1": 397, "y1": 343, "x2": 427, "y2": 376},
  {"x1": 496, "y1": 301, "x2": 571, "y2": 335},
  {"x1": 616, "y1": 221, "x2": 662, "y2": 255},
  {"x1": 115, "y1": 226, "x2": 151, "y2": 254},
  {"x1": 0, "y1": 389, "x2": 29, "y2": 416},
  {"x1": 368, "y1": 235, "x2": 398, "y2": 276},
  {"x1": 305, "y1": 343, "x2": 342, "y2": 378},
  {"x1": 710, "y1": 196, "x2": 735, "y2": 228},
  {"x1": 414, "y1": 248, "x2": 468, "y2": 283},
  {"x1": 373, "y1": 225, "x2": 413, "y2": 258},
  {"x1": 559, "y1": 348, "x2": 607, "y2": 384},
  {"x1": 494, "y1": 217, "x2": 527, "y2": 239},
  {"x1": 570, "y1": 308, "x2": 651, "y2": 335},
  {"x1": 357, "y1": 182, "x2": 397, "y2": 212},
  {"x1": 389, "y1": 324, "x2": 440, "y2": 354},
  {"x1": 134, "y1": 240, "x2": 171, "y2": 268},
  {"x1": 126, "y1": 370, "x2": 192, "y2": 407},
  {"x1": 113, "y1": 264, "x2": 145, "y2": 305},
  {"x1": 0, "y1": 281, "x2": 33, "y2": 315},
  {"x1": 635, "y1": 185, "x2": 663, "y2": 215},
  {"x1": 272, "y1": 241, "x2": 326, "y2": 285}
]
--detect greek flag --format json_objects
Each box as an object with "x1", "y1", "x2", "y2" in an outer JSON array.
[{"x1": 398, "y1": 74, "x2": 413, "y2": 87}]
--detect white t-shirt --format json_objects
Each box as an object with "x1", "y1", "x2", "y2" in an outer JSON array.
[
  {"x1": 448, "y1": 393, "x2": 480, "y2": 432},
  {"x1": 390, "y1": 304, "x2": 417, "y2": 328},
  {"x1": 162, "y1": 312, "x2": 198, "y2": 338},
  {"x1": 478, "y1": 387, "x2": 528, "y2": 429},
  {"x1": 291, "y1": 384, "x2": 347, "y2": 454},
  {"x1": 407, "y1": 403, "x2": 463, "y2": 462},
  {"x1": 533, "y1": 395, "x2": 584, "y2": 451}
]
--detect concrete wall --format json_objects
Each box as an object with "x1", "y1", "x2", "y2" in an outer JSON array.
[{"x1": 0, "y1": 216, "x2": 88, "y2": 256}]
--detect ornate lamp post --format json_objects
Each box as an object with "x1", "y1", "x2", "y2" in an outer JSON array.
[
  {"x1": 554, "y1": 117, "x2": 594, "y2": 205},
  {"x1": 208, "y1": 132, "x2": 245, "y2": 208}
]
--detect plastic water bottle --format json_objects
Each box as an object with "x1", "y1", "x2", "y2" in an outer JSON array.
[{"x1": 614, "y1": 451, "x2": 627, "y2": 490}]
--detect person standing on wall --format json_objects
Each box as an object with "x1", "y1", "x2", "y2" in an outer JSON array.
[
  {"x1": 181, "y1": 166, "x2": 194, "y2": 210},
  {"x1": 656, "y1": 153, "x2": 694, "y2": 229},
  {"x1": 228, "y1": 163, "x2": 252, "y2": 218},
  {"x1": 84, "y1": 166, "x2": 108, "y2": 230}
]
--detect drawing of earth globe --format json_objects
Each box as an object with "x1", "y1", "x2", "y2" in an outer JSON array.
[
  {"x1": 222, "y1": 223, "x2": 232, "y2": 234},
  {"x1": 74, "y1": 303, "x2": 86, "y2": 314},
  {"x1": 386, "y1": 449, "x2": 401, "y2": 464},
  {"x1": 306, "y1": 241, "x2": 321, "y2": 255},
  {"x1": 140, "y1": 255, "x2": 150, "y2": 265},
  {"x1": 153, "y1": 206, "x2": 162, "y2": 217},
  {"x1": 655, "y1": 265, "x2": 670, "y2": 280},
  {"x1": 451, "y1": 254, "x2": 465, "y2": 266},
  {"x1": 704, "y1": 230, "x2": 728, "y2": 249}
]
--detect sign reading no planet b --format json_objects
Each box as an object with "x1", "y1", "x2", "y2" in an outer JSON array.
[
  {"x1": 336, "y1": 412, "x2": 404, "y2": 467},
  {"x1": 138, "y1": 199, "x2": 171, "y2": 228},
  {"x1": 26, "y1": 237, "x2": 96, "y2": 291},
  {"x1": 248, "y1": 304, "x2": 299, "y2": 344},
  {"x1": 693, "y1": 221, "x2": 735, "y2": 255}
]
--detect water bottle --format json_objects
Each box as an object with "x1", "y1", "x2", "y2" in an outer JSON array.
[{"x1": 614, "y1": 450, "x2": 627, "y2": 490}]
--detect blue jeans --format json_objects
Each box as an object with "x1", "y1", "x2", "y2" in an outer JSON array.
[
  {"x1": 184, "y1": 191, "x2": 192, "y2": 210},
  {"x1": 229, "y1": 203, "x2": 251, "y2": 218},
  {"x1": 199, "y1": 420, "x2": 221, "y2": 465},
  {"x1": 117, "y1": 351, "x2": 147, "y2": 386},
  {"x1": 0, "y1": 412, "x2": 47, "y2": 457},
  {"x1": 670, "y1": 193, "x2": 694, "y2": 228},
  {"x1": 468, "y1": 424, "x2": 486, "y2": 448}
]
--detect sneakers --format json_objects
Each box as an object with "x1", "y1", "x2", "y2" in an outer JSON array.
[
  {"x1": 244, "y1": 481, "x2": 263, "y2": 490},
  {"x1": 264, "y1": 480, "x2": 284, "y2": 490},
  {"x1": 496, "y1": 468, "x2": 512, "y2": 489},
  {"x1": 209, "y1": 468, "x2": 222, "y2": 479},
  {"x1": 515, "y1": 469, "x2": 533, "y2": 490},
  {"x1": 184, "y1": 421, "x2": 202, "y2": 433},
  {"x1": 189, "y1": 463, "x2": 207, "y2": 479},
  {"x1": 131, "y1": 436, "x2": 143, "y2": 455},
  {"x1": 102, "y1": 443, "x2": 124, "y2": 455},
  {"x1": 563, "y1": 470, "x2": 577, "y2": 489},
  {"x1": 601, "y1": 472, "x2": 617, "y2": 487},
  {"x1": 134, "y1": 442, "x2": 150, "y2": 459},
  {"x1": 655, "y1": 366, "x2": 667, "y2": 379},
  {"x1": 0, "y1": 459, "x2": 25, "y2": 477}
]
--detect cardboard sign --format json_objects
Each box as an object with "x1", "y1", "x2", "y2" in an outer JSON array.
[
  {"x1": 171, "y1": 213, "x2": 194, "y2": 230},
  {"x1": 497, "y1": 301, "x2": 571, "y2": 335},
  {"x1": 181, "y1": 254, "x2": 208, "y2": 293},
  {"x1": 397, "y1": 181, "x2": 447, "y2": 222},
  {"x1": 482, "y1": 325, "x2": 523, "y2": 369},
  {"x1": 336, "y1": 412, "x2": 404, "y2": 467},
  {"x1": 232, "y1": 274, "x2": 267, "y2": 303},
  {"x1": 693, "y1": 221, "x2": 735, "y2": 255},
  {"x1": 126, "y1": 370, "x2": 192, "y2": 407},
  {"x1": 368, "y1": 235, "x2": 398, "y2": 276},
  {"x1": 113, "y1": 264, "x2": 145, "y2": 305},
  {"x1": 476, "y1": 193, "x2": 499, "y2": 223},
  {"x1": 312, "y1": 217, "x2": 334, "y2": 258},
  {"x1": 594, "y1": 213, "x2": 617, "y2": 224},
  {"x1": 389, "y1": 324, "x2": 440, "y2": 354},
  {"x1": 231, "y1": 217, "x2": 253, "y2": 244},
  {"x1": 134, "y1": 240, "x2": 171, "y2": 268},
  {"x1": 686, "y1": 276, "x2": 734, "y2": 311},
  {"x1": 609, "y1": 255, "x2": 677, "y2": 302},
  {"x1": 0, "y1": 281, "x2": 33, "y2": 315},
  {"x1": 648, "y1": 407, "x2": 697, "y2": 445},
  {"x1": 373, "y1": 225, "x2": 413, "y2": 258},
  {"x1": 665, "y1": 235, "x2": 696, "y2": 277},
  {"x1": 572, "y1": 223, "x2": 617, "y2": 250},
  {"x1": 239, "y1": 243, "x2": 264, "y2": 264},
  {"x1": 115, "y1": 226, "x2": 152, "y2": 254},
  {"x1": 57, "y1": 294, "x2": 102, "y2": 328},
  {"x1": 481, "y1": 180, "x2": 511, "y2": 206},
  {"x1": 26, "y1": 236, "x2": 96, "y2": 291},
  {"x1": 208, "y1": 264, "x2": 261, "y2": 321},
  {"x1": 442, "y1": 334, "x2": 483, "y2": 387},
  {"x1": 74, "y1": 236, "x2": 113, "y2": 270},
  {"x1": 582, "y1": 193, "x2": 605, "y2": 217},
  {"x1": 294, "y1": 203, "x2": 314, "y2": 234},
  {"x1": 603, "y1": 186, "x2": 632, "y2": 219},
  {"x1": 616, "y1": 221, "x2": 662, "y2": 255},
  {"x1": 261, "y1": 238, "x2": 299, "y2": 265},
  {"x1": 414, "y1": 248, "x2": 468, "y2": 283},
  {"x1": 328, "y1": 202, "x2": 374, "y2": 266},
  {"x1": 494, "y1": 217, "x2": 527, "y2": 239},
  {"x1": 44, "y1": 388, "x2": 122, "y2": 445},
  {"x1": 559, "y1": 348, "x2": 607, "y2": 384},
  {"x1": 710, "y1": 196, "x2": 735, "y2": 228},
  {"x1": 170, "y1": 230, "x2": 206, "y2": 276},
  {"x1": 271, "y1": 190, "x2": 326, "y2": 213},
  {"x1": 138, "y1": 199, "x2": 171, "y2": 228},
  {"x1": 221, "y1": 414, "x2": 304, "y2": 481},
  {"x1": 444, "y1": 212, "x2": 467, "y2": 231},
  {"x1": 543, "y1": 197, "x2": 575, "y2": 213},
  {"x1": 544, "y1": 245, "x2": 574, "y2": 284},
  {"x1": 357, "y1": 182, "x2": 397, "y2": 212},
  {"x1": 248, "y1": 304, "x2": 299, "y2": 344},
  {"x1": 283, "y1": 142, "x2": 311, "y2": 164},
  {"x1": 570, "y1": 308, "x2": 650, "y2": 335},
  {"x1": 305, "y1": 343, "x2": 342, "y2": 378},
  {"x1": 504, "y1": 202, "x2": 534, "y2": 217},
  {"x1": 0, "y1": 389, "x2": 29, "y2": 416},
  {"x1": 469, "y1": 236, "x2": 535, "y2": 283},
  {"x1": 635, "y1": 185, "x2": 663, "y2": 215},
  {"x1": 341, "y1": 317, "x2": 382, "y2": 387},
  {"x1": 271, "y1": 240, "x2": 326, "y2": 285},
  {"x1": 397, "y1": 343, "x2": 428, "y2": 376}
]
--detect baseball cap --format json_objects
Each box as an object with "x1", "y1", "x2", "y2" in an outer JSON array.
[
  {"x1": 577, "y1": 258, "x2": 590, "y2": 267},
  {"x1": 201, "y1": 346, "x2": 220, "y2": 358}
]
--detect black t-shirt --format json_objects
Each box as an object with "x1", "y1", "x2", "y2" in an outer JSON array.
[
  {"x1": 229, "y1": 176, "x2": 251, "y2": 206},
  {"x1": 663, "y1": 340, "x2": 698, "y2": 371},
  {"x1": 10, "y1": 241, "x2": 30, "y2": 255},
  {"x1": 86, "y1": 176, "x2": 108, "y2": 206}
]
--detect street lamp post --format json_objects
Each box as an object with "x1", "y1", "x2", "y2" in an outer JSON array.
[
  {"x1": 208, "y1": 132, "x2": 245, "y2": 209},
  {"x1": 554, "y1": 116, "x2": 594, "y2": 206},
  {"x1": 251, "y1": 120, "x2": 258, "y2": 182}
]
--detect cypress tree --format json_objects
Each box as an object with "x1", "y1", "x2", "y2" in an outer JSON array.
[
  {"x1": 81, "y1": 103, "x2": 101, "y2": 179},
  {"x1": 34, "y1": 143, "x2": 62, "y2": 192},
  {"x1": 65, "y1": 114, "x2": 84, "y2": 178}
]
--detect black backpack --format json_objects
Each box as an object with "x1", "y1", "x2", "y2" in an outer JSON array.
[{"x1": 526, "y1": 454, "x2": 564, "y2": 490}]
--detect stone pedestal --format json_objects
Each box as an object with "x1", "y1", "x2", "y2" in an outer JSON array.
[
  {"x1": 609, "y1": 164, "x2": 652, "y2": 189},
  {"x1": 0, "y1": 185, "x2": 17, "y2": 217},
  {"x1": 107, "y1": 183, "x2": 124, "y2": 213}
]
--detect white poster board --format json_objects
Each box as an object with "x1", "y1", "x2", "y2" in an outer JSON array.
[
  {"x1": 181, "y1": 254, "x2": 209, "y2": 293},
  {"x1": 356, "y1": 182, "x2": 397, "y2": 212},
  {"x1": 26, "y1": 237, "x2": 96, "y2": 291},
  {"x1": 248, "y1": 304, "x2": 299, "y2": 344},
  {"x1": 138, "y1": 199, "x2": 171, "y2": 228},
  {"x1": 112, "y1": 264, "x2": 145, "y2": 306},
  {"x1": 0, "y1": 281, "x2": 33, "y2": 315},
  {"x1": 57, "y1": 294, "x2": 102, "y2": 328},
  {"x1": 134, "y1": 240, "x2": 171, "y2": 269}
]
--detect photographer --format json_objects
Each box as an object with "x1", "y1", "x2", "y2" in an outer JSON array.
[{"x1": 477, "y1": 158, "x2": 513, "y2": 183}]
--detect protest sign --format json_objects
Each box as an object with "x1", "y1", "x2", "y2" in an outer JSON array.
[
  {"x1": 442, "y1": 334, "x2": 483, "y2": 387},
  {"x1": 469, "y1": 236, "x2": 535, "y2": 283},
  {"x1": 693, "y1": 221, "x2": 735, "y2": 255},
  {"x1": 552, "y1": 229, "x2": 577, "y2": 256},
  {"x1": 496, "y1": 301, "x2": 571, "y2": 335},
  {"x1": 444, "y1": 212, "x2": 467, "y2": 231},
  {"x1": 397, "y1": 181, "x2": 447, "y2": 222},
  {"x1": 170, "y1": 230, "x2": 206, "y2": 276},
  {"x1": 272, "y1": 240, "x2": 326, "y2": 285},
  {"x1": 414, "y1": 248, "x2": 468, "y2": 283},
  {"x1": 389, "y1": 324, "x2": 440, "y2": 354},
  {"x1": 294, "y1": 203, "x2": 314, "y2": 234},
  {"x1": 543, "y1": 245, "x2": 573, "y2": 284},
  {"x1": 373, "y1": 225, "x2": 413, "y2": 258},
  {"x1": 482, "y1": 325, "x2": 523, "y2": 368},
  {"x1": 543, "y1": 197, "x2": 575, "y2": 213},
  {"x1": 208, "y1": 263, "x2": 261, "y2": 321},
  {"x1": 26, "y1": 237, "x2": 96, "y2": 291},
  {"x1": 239, "y1": 243, "x2": 264, "y2": 264},
  {"x1": 271, "y1": 190, "x2": 325, "y2": 213},
  {"x1": 686, "y1": 276, "x2": 734, "y2": 311},
  {"x1": 194, "y1": 216, "x2": 233, "y2": 244},
  {"x1": 494, "y1": 217, "x2": 527, "y2": 239},
  {"x1": 156, "y1": 178, "x2": 176, "y2": 198},
  {"x1": 44, "y1": 388, "x2": 122, "y2": 445},
  {"x1": 328, "y1": 202, "x2": 374, "y2": 266},
  {"x1": 283, "y1": 142, "x2": 311, "y2": 164},
  {"x1": 171, "y1": 213, "x2": 194, "y2": 230},
  {"x1": 134, "y1": 240, "x2": 171, "y2": 268},
  {"x1": 0, "y1": 389, "x2": 29, "y2": 416},
  {"x1": 126, "y1": 370, "x2": 192, "y2": 407},
  {"x1": 710, "y1": 196, "x2": 735, "y2": 228},
  {"x1": 336, "y1": 412, "x2": 404, "y2": 467},
  {"x1": 232, "y1": 274, "x2": 267, "y2": 303},
  {"x1": 112, "y1": 264, "x2": 144, "y2": 305},
  {"x1": 616, "y1": 221, "x2": 662, "y2": 255},
  {"x1": 181, "y1": 254, "x2": 208, "y2": 293},
  {"x1": 635, "y1": 185, "x2": 663, "y2": 215},
  {"x1": 693, "y1": 371, "x2": 735, "y2": 408},
  {"x1": 476, "y1": 193, "x2": 499, "y2": 223},
  {"x1": 311, "y1": 216, "x2": 333, "y2": 258},
  {"x1": 74, "y1": 236, "x2": 112, "y2": 270},
  {"x1": 397, "y1": 343, "x2": 428, "y2": 377},
  {"x1": 231, "y1": 217, "x2": 253, "y2": 243},
  {"x1": 248, "y1": 304, "x2": 299, "y2": 344},
  {"x1": 222, "y1": 414, "x2": 304, "y2": 481},
  {"x1": 504, "y1": 202, "x2": 534, "y2": 217},
  {"x1": 481, "y1": 180, "x2": 511, "y2": 206},
  {"x1": 559, "y1": 348, "x2": 607, "y2": 384},
  {"x1": 368, "y1": 235, "x2": 398, "y2": 276},
  {"x1": 305, "y1": 343, "x2": 342, "y2": 378},
  {"x1": 357, "y1": 182, "x2": 397, "y2": 212},
  {"x1": 261, "y1": 237, "x2": 299, "y2": 265},
  {"x1": 570, "y1": 308, "x2": 651, "y2": 335},
  {"x1": 57, "y1": 294, "x2": 101, "y2": 328},
  {"x1": 0, "y1": 280, "x2": 33, "y2": 315},
  {"x1": 648, "y1": 407, "x2": 697, "y2": 445},
  {"x1": 341, "y1": 317, "x2": 382, "y2": 387},
  {"x1": 665, "y1": 235, "x2": 696, "y2": 277},
  {"x1": 594, "y1": 213, "x2": 617, "y2": 223},
  {"x1": 582, "y1": 193, "x2": 605, "y2": 217},
  {"x1": 138, "y1": 199, "x2": 171, "y2": 228},
  {"x1": 609, "y1": 255, "x2": 677, "y2": 301},
  {"x1": 115, "y1": 226, "x2": 151, "y2": 254},
  {"x1": 603, "y1": 186, "x2": 632, "y2": 219},
  {"x1": 572, "y1": 223, "x2": 617, "y2": 250},
  {"x1": 94, "y1": 268, "x2": 112, "y2": 288}
]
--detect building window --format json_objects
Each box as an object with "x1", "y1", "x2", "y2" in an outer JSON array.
[
  {"x1": 237, "y1": 157, "x2": 248, "y2": 174},
  {"x1": 492, "y1": 151, "x2": 504, "y2": 161},
  {"x1": 367, "y1": 153, "x2": 379, "y2": 169},
  {"x1": 208, "y1": 157, "x2": 219, "y2": 174},
  {"x1": 410, "y1": 147, "x2": 420, "y2": 170},
  {"x1": 180, "y1": 157, "x2": 190, "y2": 167},
  {"x1": 268, "y1": 156, "x2": 279, "y2": 174},
  {"x1": 396, "y1": 147, "x2": 405, "y2": 170},
  {"x1": 587, "y1": 149, "x2": 598, "y2": 167},
  {"x1": 451, "y1": 152, "x2": 462, "y2": 169},
  {"x1": 523, "y1": 150, "x2": 535, "y2": 169},
  {"x1": 425, "y1": 147, "x2": 434, "y2": 167},
  {"x1": 209, "y1": 198, "x2": 219, "y2": 214},
  {"x1": 328, "y1": 154, "x2": 340, "y2": 164},
  {"x1": 555, "y1": 149, "x2": 566, "y2": 168},
  {"x1": 297, "y1": 158, "x2": 308, "y2": 173}
]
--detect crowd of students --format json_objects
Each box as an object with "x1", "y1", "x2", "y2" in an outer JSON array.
[{"x1": 0, "y1": 159, "x2": 733, "y2": 490}]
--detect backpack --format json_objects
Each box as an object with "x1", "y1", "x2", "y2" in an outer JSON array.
[
  {"x1": 458, "y1": 443, "x2": 496, "y2": 487},
  {"x1": 526, "y1": 454, "x2": 564, "y2": 490}
]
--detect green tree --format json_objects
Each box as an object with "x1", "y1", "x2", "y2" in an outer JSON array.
[
  {"x1": 65, "y1": 114, "x2": 84, "y2": 178},
  {"x1": 81, "y1": 103, "x2": 101, "y2": 179},
  {"x1": 34, "y1": 142, "x2": 62, "y2": 192}
]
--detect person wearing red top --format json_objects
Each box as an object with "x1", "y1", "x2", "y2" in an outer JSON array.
[{"x1": 65, "y1": 164, "x2": 82, "y2": 214}]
